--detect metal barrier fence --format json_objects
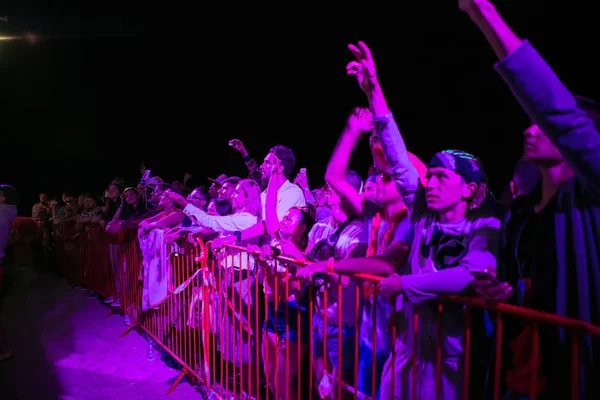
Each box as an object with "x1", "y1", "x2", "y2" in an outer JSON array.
[{"x1": 17, "y1": 218, "x2": 599, "y2": 400}]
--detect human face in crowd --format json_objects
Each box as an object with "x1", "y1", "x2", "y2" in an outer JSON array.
[
  {"x1": 313, "y1": 189, "x2": 327, "y2": 207},
  {"x1": 158, "y1": 194, "x2": 173, "y2": 210},
  {"x1": 522, "y1": 124, "x2": 565, "y2": 166},
  {"x1": 107, "y1": 185, "x2": 121, "y2": 200},
  {"x1": 325, "y1": 185, "x2": 348, "y2": 224},
  {"x1": 425, "y1": 167, "x2": 475, "y2": 215},
  {"x1": 279, "y1": 208, "x2": 305, "y2": 239},
  {"x1": 260, "y1": 153, "x2": 283, "y2": 181},
  {"x1": 363, "y1": 181, "x2": 377, "y2": 201},
  {"x1": 64, "y1": 196, "x2": 77, "y2": 208},
  {"x1": 124, "y1": 189, "x2": 139, "y2": 205},
  {"x1": 151, "y1": 186, "x2": 166, "y2": 203},
  {"x1": 207, "y1": 200, "x2": 218, "y2": 216},
  {"x1": 218, "y1": 182, "x2": 236, "y2": 202},
  {"x1": 209, "y1": 183, "x2": 221, "y2": 199},
  {"x1": 188, "y1": 189, "x2": 209, "y2": 210},
  {"x1": 375, "y1": 174, "x2": 401, "y2": 206},
  {"x1": 39, "y1": 193, "x2": 48, "y2": 204},
  {"x1": 231, "y1": 183, "x2": 247, "y2": 212},
  {"x1": 83, "y1": 197, "x2": 96, "y2": 210}
]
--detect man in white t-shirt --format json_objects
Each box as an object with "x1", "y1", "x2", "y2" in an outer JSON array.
[
  {"x1": 259, "y1": 144, "x2": 306, "y2": 222},
  {"x1": 217, "y1": 144, "x2": 307, "y2": 247}
]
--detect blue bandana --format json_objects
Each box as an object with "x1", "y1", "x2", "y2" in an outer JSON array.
[{"x1": 427, "y1": 150, "x2": 484, "y2": 184}]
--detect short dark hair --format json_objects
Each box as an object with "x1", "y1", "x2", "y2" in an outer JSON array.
[
  {"x1": 270, "y1": 144, "x2": 296, "y2": 180},
  {"x1": 0, "y1": 185, "x2": 19, "y2": 205}
]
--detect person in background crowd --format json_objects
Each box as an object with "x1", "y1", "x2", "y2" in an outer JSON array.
[{"x1": 207, "y1": 174, "x2": 229, "y2": 199}]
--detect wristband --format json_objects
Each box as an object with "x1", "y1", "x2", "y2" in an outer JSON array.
[{"x1": 327, "y1": 257, "x2": 335, "y2": 274}]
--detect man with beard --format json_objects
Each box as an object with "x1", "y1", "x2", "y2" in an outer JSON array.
[{"x1": 213, "y1": 144, "x2": 306, "y2": 246}]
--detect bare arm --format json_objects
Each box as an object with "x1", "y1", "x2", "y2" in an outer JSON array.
[
  {"x1": 460, "y1": 0, "x2": 523, "y2": 61},
  {"x1": 463, "y1": 0, "x2": 600, "y2": 192},
  {"x1": 141, "y1": 212, "x2": 164, "y2": 226},
  {"x1": 325, "y1": 125, "x2": 366, "y2": 217},
  {"x1": 152, "y1": 210, "x2": 185, "y2": 230},
  {"x1": 265, "y1": 172, "x2": 281, "y2": 239}
]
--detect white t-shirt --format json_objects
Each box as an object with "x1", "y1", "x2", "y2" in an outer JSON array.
[{"x1": 261, "y1": 180, "x2": 306, "y2": 222}]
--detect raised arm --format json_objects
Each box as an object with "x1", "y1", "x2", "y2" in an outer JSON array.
[
  {"x1": 347, "y1": 41, "x2": 420, "y2": 209},
  {"x1": 230, "y1": 139, "x2": 263, "y2": 183},
  {"x1": 265, "y1": 167, "x2": 283, "y2": 239},
  {"x1": 325, "y1": 108, "x2": 373, "y2": 217},
  {"x1": 462, "y1": 0, "x2": 600, "y2": 193}
]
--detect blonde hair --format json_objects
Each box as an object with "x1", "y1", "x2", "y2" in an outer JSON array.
[{"x1": 237, "y1": 179, "x2": 263, "y2": 219}]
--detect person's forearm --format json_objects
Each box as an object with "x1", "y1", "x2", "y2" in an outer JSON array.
[
  {"x1": 332, "y1": 256, "x2": 398, "y2": 277},
  {"x1": 240, "y1": 222, "x2": 265, "y2": 242},
  {"x1": 366, "y1": 84, "x2": 390, "y2": 117},
  {"x1": 326, "y1": 127, "x2": 360, "y2": 181},
  {"x1": 154, "y1": 211, "x2": 185, "y2": 229},
  {"x1": 401, "y1": 267, "x2": 474, "y2": 304},
  {"x1": 265, "y1": 175, "x2": 279, "y2": 238},
  {"x1": 142, "y1": 213, "x2": 162, "y2": 224},
  {"x1": 302, "y1": 188, "x2": 316, "y2": 206},
  {"x1": 464, "y1": 0, "x2": 523, "y2": 60}
]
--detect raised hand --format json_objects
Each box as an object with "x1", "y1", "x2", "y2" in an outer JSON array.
[
  {"x1": 229, "y1": 139, "x2": 248, "y2": 157},
  {"x1": 294, "y1": 172, "x2": 309, "y2": 190},
  {"x1": 346, "y1": 107, "x2": 374, "y2": 135},
  {"x1": 347, "y1": 41, "x2": 380, "y2": 94}
]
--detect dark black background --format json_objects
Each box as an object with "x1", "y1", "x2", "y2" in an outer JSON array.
[{"x1": 1, "y1": 1, "x2": 598, "y2": 214}]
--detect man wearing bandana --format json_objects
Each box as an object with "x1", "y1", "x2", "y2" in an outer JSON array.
[{"x1": 375, "y1": 146, "x2": 501, "y2": 399}]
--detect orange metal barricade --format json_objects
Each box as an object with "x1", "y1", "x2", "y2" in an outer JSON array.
[{"x1": 23, "y1": 222, "x2": 599, "y2": 399}]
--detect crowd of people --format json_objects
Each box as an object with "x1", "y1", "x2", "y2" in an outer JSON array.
[{"x1": 2, "y1": 1, "x2": 599, "y2": 399}]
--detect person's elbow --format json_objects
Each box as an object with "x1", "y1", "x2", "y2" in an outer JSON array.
[{"x1": 385, "y1": 242, "x2": 411, "y2": 266}]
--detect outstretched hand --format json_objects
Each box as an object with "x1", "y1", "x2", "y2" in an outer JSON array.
[
  {"x1": 346, "y1": 41, "x2": 380, "y2": 94},
  {"x1": 346, "y1": 107, "x2": 374, "y2": 135},
  {"x1": 229, "y1": 139, "x2": 248, "y2": 157}
]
